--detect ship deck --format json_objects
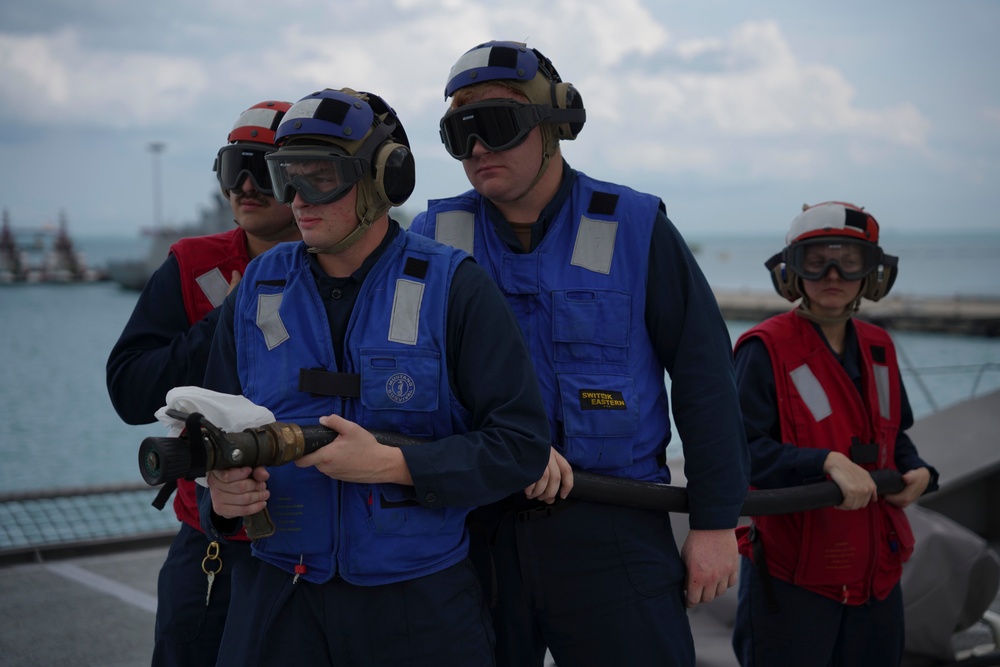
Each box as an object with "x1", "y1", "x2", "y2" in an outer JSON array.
[
  {"x1": 1, "y1": 538, "x2": 995, "y2": 666},
  {"x1": 3, "y1": 391, "x2": 1000, "y2": 665}
]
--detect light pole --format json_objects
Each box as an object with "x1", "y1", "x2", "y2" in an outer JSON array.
[{"x1": 148, "y1": 141, "x2": 166, "y2": 228}]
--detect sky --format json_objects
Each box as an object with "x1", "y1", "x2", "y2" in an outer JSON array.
[{"x1": 1, "y1": 0, "x2": 998, "y2": 241}]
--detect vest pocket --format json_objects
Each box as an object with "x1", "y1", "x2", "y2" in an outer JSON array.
[
  {"x1": 556, "y1": 372, "x2": 639, "y2": 469},
  {"x1": 874, "y1": 501, "x2": 915, "y2": 582},
  {"x1": 551, "y1": 289, "x2": 629, "y2": 365},
  {"x1": 363, "y1": 483, "x2": 448, "y2": 536},
  {"x1": 792, "y1": 507, "x2": 871, "y2": 588},
  {"x1": 359, "y1": 349, "x2": 441, "y2": 437},
  {"x1": 256, "y1": 466, "x2": 334, "y2": 555}
]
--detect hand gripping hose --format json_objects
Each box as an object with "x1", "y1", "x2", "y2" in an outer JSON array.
[{"x1": 139, "y1": 412, "x2": 905, "y2": 538}]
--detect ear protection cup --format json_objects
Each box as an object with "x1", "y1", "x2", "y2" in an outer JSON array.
[
  {"x1": 354, "y1": 90, "x2": 416, "y2": 209},
  {"x1": 860, "y1": 254, "x2": 898, "y2": 301},
  {"x1": 372, "y1": 141, "x2": 415, "y2": 207},
  {"x1": 551, "y1": 82, "x2": 585, "y2": 140},
  {"x1": 525, "y1": 46, "x2": 585, "y2": 141},
  {"x1": 766, "y1": 251, "x2": 802, "y2": 302}
]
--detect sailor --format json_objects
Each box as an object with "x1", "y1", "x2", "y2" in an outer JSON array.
[
  {"x1": 198, "y1": 87, "x2": 550, "y2": 666},
  {"x1": 409, "y1": 40, "x2": 750, "y2": 667},
  {"x1": 106, "y1": 100, "x2": 299, "y2": 667},
  {"x1": 731, "y1": 201, "x2": 939, "y2": 666}
]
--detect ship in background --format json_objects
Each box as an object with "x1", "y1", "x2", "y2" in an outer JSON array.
[
  {"x1": 0, "y1": 208, "x2": 106, "y2": 284},
  {"x1": 105, "y1": 192, "x2": 233, "y2": 291}
]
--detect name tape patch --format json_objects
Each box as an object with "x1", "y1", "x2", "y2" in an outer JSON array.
[{"x1": 578, "y1": 389, "x2": 627, "y2": 411}]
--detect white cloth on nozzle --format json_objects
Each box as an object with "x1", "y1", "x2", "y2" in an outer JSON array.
[{"x1": 154, "y1": 386, "x2": 276, "y2": 487}]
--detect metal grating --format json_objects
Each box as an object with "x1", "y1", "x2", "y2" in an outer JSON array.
[{"x1": 0, "y1": 484, "x2": 179, "y2": 551}]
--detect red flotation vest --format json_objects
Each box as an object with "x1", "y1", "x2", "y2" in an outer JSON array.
[
  {"x1": 167, "y1": 226, "x2": 249, "y2": 538},
  {"x1": 736, "y1": 311, "x2": 914, "y2": 604}
]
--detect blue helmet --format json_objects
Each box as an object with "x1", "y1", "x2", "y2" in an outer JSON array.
[
  {"x1": 444, "y1": 40, "x2": 585, "y2": 142},
  {"x1": 445, "y1": 41, "x2": 544, "y2": 98},
  {"x1": 269, "y1": 88, "x2": 414, "y2": 224}
]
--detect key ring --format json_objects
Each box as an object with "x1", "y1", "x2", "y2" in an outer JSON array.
[{"x1": 202, "y1": 540, "x2": 223, "y2": 575}]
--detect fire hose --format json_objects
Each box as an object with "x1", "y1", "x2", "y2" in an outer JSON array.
[{"x1": 139, "y1": 411, "x2": 905, "y2": 539}]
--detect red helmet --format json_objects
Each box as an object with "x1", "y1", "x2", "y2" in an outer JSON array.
[
  {"x1": 215, "y1": 100, "x2": 294, "y2": 196},
  {"x1": 767, "y1": 201, "x2": 898, "y2": 304},
  {"x1": 226, "y1": 100, "x2": 293, "y2": 145},
  {"x1": 785, "y1": 201, "x2": 880, "y2": 245}
]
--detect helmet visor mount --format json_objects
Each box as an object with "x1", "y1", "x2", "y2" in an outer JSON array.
[
  {"x1": 440, "y1": 100, "x2": 550, "y2": 160},
  {"x1": 215, "y1": 145, "x2": 275, "y2": 196},
  {"x1": 787, "y1": 239, "x2": 882, "y2": 281},
  {"x1": 266, "y1": 147, "x2": 368, "y2": 206}
]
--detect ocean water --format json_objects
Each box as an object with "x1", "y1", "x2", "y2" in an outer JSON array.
[
  {"x1": 689, "y1": 229, "x2": 1000, "y2": 298},
  {"x1": 0, "y1": 232, "x2": 998, "y2": 494}
]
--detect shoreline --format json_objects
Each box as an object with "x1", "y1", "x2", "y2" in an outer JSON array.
[{"x1": 714, "y1": 289, "x2": 1000, "y2": 337}]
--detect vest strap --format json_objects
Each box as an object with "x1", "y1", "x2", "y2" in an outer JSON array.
[
  {"x1": 516, "y1": 497, "x2": 576, "y2": 522},
  {"x1": 151, "y1": 480, "x2": 177, "y2": 510},
  {"x1": 850, "y1": 437, "x2": 879, "y2": 465},
  {"x1": 298, "y1": 368, "x2": 361, "y2": 397},
  {"x1": 749, "y1": 524, "x2": 781, "y2": 613},
  {"x1": 587, "y1": 191, "x2": 619, "y2": 215}
]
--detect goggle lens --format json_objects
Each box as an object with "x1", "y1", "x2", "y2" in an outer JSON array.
[
  {"x1": 788, "y1": 240, "x2": 881, "y2": 281},
  {"x1": 266, "y1": 150, "x2": 366, "y2": 205},
  {"x1": 216, "y1": 145, "x2": 274, "y2": 195},
  {"x1": 440, "y1": 101, "x2": 543, "y2": 160}
]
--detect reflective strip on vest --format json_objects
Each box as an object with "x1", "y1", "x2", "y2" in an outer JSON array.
[
  {"x1": 571, "y1": 216, "x2": 617, "y2": 274},
  {"x1": 256, "y1": 293, "x2": 289, "y2": 350},
  {"x1": 389, "y1": 279, "x2": 424, "y2": 345},
  {"x1": 195, "y1": 268, "x2": 230, "y2": 309},
  {"x1": 789, "y1": 363, "x2": 832, "y2": 422},
  {"x1": 435, "y1": 210, "x2": 475, "y2": 254},
  {"x1": 873, "y1": 363, "x2": 891, "y2": 419}
]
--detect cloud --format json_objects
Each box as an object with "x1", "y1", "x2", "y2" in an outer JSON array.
[
  {"x1": 563, "y1": 18, "x2": 933, "y2": 189},
  {"x1": 0, "y1": 0, "x2": 994, "y2": 235},
  {"x1": 610, "y1": 21, "x2": 930, "y2": 144},
  {"x1": 981, "y1": 106, "x2": 1000, "y2": 132},
  {"x1": 0, "y1": 5, "x2": 930, "y2": 154},
  {"x1": 0, "y1": 28, "x2": 210, "y2": 128}
]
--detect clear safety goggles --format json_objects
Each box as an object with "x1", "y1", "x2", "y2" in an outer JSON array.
[
  {"x1": 215, "y1": 144, "x2": 275, "y2": 195},
  {"x1": 265, "y1": 147, "x2": 368, "y2": 205},
  {"x1": 786, "y1": 239, "x2": 883, "y2": 281},
  {"x1": 440, "y1": 100, "x2": 551, "y2": 160}
]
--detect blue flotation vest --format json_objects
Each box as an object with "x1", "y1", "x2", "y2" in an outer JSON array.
[
  {"x1": 416, "y1": 172, "x2": 672, "y2": 482},
  {"x1": 233, "y1": 232, "x2": 472, "y2": 584}
]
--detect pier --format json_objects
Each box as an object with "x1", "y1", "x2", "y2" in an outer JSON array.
[
  {"x1": 0, "y1": 208, "x2": 105, "y2": 284},
  {"x1": 714, "y1": 290, "x2": 1000, "y2": 338}
]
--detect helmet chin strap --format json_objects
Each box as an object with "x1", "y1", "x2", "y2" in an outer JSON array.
[
  {"x1": 306, "y1": 180, "x2": 386, "y2": 255},
  {"x1": 306, "y1": 215, "x2": 374, "y2": 255},
  {"x1": 510, "y1": 126, "x2": 559, "y2": 203},
  {"x1": 794, "y1": 293, "x2": 861, "y2": 327}
]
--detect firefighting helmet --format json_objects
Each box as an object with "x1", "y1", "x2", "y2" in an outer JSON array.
[
  {"x1": 766, "y1": 201, "x2": 898, "y2": 304},
  {"x1": 441, "y1": 40, "x2": 586, "y2": 161},
  {"x1": 268, "y1": 88, "x2": 415, "y2": 224},
  {"x1": 214, "y1": 100, "x2": 293, "y2": 196}
]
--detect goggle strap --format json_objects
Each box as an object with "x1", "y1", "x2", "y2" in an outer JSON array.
[{"x1": 538, "y1": 105, "x2": 586, "y2": 126}]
